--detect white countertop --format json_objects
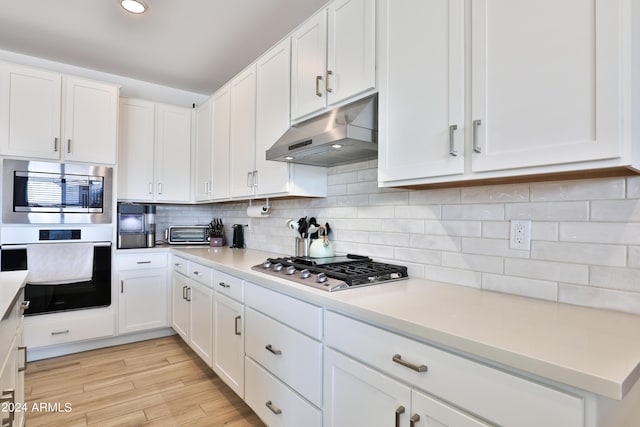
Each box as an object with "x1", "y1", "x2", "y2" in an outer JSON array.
[
  {"x1": 171, "y1": 246, "x2": 640, "y2": 401},
  {"x1": 0, "y1": 270, "x2": 28, "y2": 319}
]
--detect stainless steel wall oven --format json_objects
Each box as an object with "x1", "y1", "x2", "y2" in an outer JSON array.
[{"x1": 0, "y1": 226, "x2": 112, "y2": 316}]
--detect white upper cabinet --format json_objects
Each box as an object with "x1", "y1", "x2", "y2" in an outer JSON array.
[
  {"x1": 378, "y1": 0, "x2": 465, "y2": 182},
  {"x1": 0, "y1": 63, "x2": 118, "y2": 164},
  {"x1": 291, "y1": 0, "x2": 376, "y2": 121},
  {"x1": 194, "y1": 97, "x2": 213, "y2": 202},
  {"x1": 470, "y1": 0, "x2": 623, "y2": 172},
  {"x1": 118, "y1": 99, "x2": 192, "y2": 202},
  {"x1": 229, "y1": 64, "x2": 257, "y2": 199},
  {"x1": 211, "y1": 85, "x2": 231, "y2": 201}
]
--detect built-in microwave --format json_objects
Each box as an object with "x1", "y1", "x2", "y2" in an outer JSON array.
[{"x1": 2, "y1": 159, "x2": 113, "y2": 224}]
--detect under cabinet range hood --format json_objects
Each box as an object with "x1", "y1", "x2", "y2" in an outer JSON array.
[{"x1": 266, "y1": 94, "x2": 378, "y2": 167}]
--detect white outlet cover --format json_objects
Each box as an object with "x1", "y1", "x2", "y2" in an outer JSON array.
[{"x1": 510, "y1": 220, "x2": 531, "y2": 250}]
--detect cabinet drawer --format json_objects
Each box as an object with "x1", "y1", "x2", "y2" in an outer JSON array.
[
  {"x1": 0, "y1": 289, "x2": 23, "y2": 360},
  {"x1": 214, "y1": 270, "x2": 244, "y2": 302},
  {"x1": 189, "y1": 262, "x2": 212, "y2": 288},
  {"x1": 118, "y1": 252, "x2": 168, "y2": 270},
  {"x1": 24, "y1": 309, "x2": 114, "y2": 349},
  {"x1": 171, "y1": 256, "x2": 189, "y2": 276},
  {"x1": 245, "y1": 308, "x2": 322, "y2": 407},
  {"x1": 325, "y1": 311, "x2": 584, "y2": 427},
  {"x1": 245, "y1": 357, "x2": 321, "y2": 427},
  {"x1": 245, "y1": 282, "x2": 322, "y2": 340}
]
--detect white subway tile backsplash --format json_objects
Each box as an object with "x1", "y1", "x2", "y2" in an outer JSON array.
[
  {"x1": 505, "y1": 201, "x2": 589, "y2": 221},
  {"x1": 504, "y1": 258, "x2": 588, "y2": 285},
  {"x1": 530, "y1": 178, "x2": 626, "y2": 201},
  {"x1": 483, "y1": 273, "x2": 558, "y2": 301},
  {"x1": 531, "y1": 241, "x2": 627, "y2": 267},
  {"x1": 159, "y1": 167, "x2": 640, "y2": 315}
]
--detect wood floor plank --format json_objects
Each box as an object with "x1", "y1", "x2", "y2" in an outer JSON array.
[{"x1": 26, "y1": 335, "x2": 265, "y2": 426}]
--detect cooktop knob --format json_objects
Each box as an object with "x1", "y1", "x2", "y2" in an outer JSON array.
[
  {"x1": 285, "y1": 265, "x2": 296, "y2": 275},
  {"x1": 263, "y1": 261, "x2": 272, "y2": 269},
  {"x1": 273, "y1": 263, "x2": 284, "y2": 272},
  {"x1": 316, "y1": 272, "x2": 328, "y2": 283},
  {"x1": 300, "y1": 269, "x2": 311, "y2": 279}
]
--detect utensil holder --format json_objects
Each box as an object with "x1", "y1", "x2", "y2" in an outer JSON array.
[{"x1": 295, "y1": 237, "x2": 310, "y2": 257}]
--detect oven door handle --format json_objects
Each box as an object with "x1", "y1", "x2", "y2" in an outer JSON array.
[{"x1": 1, "y1": 241, "x2": 112, "y2": 249}]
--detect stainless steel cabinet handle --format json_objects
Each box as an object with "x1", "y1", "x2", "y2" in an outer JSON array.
[
  {"x1": 51, "y1": 330, "x2": 70, "y2": 336},
  {"x1": 449, "y1": 124, "x2": 458, "y2": 156},
  {"x1": 192, "y1": 271, "x2": 202, "y2": 276},
  {"x1": 54, "y1": 137, "x2": 59, "y2": 152},
  {"x1": 265, "y1": 344, "x2": 282, "y2": 355},
  {"x1": 20, "y1": 300, "x2": 30, "y2": 311},
  {"x1": 247, "y1": 171, "x2": 253, "y2": 188},
  {"x1": 121, "y1": 280, "x2": 124, "y2": 293},
  {"x1": 392, "y1": 354, "x2": 428, "y2": 372},
  {"x1": 326, "y1": 70, "x2": 334, "y2": 93},
  {"x1": 186, "y1": 287, "x2": 191, "y2": 302},
  {"x1": 157, "y1": 183, "x2": 163, "y2": 195},
  {"x1": 410, "y1": 413, "x2": 421, "y2": 427},
  {"x1": 148, "y1": 183, "x2": 153, "y2": 194},
  {"x1": 0, "y1": 389, "x2": 15, "y2": 427},
  {"x1": 218, "y1": 282, "x2": 230, "y2": 288},
  {"x1": 315, "y1": 75, "x2": 323, "y2": 97},
  {"x1": 395, "y1": 406, "x2": 405, "y2": 427},
  {"x1": 18, "y1": 346, "x2": 27, "y2": 373},
  {"x1": 182, "y1": 285, "x2": 187, "y2": 300},
  {"x1": 234, "y1": 315, "x2": 241, "y2": 336},
  {"x1": 265, "y1": 400, "x2": 282, "y2": 415},
  {"x1": 472, "y1": 119, "x2": 482, "y2": 153},
  {"x1": 136, "y1": 261, "x2": 152, "y2": 264},
  {"x1": 253, "y1": 170, "x2": 258, "y2": 187},
  {"x1": 67, "y1": 138, "x2": 72, "y2": 154}
]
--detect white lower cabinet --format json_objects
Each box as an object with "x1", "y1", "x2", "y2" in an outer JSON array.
[
  {"x1": 0, "y1": 292, "x2": 26, "y2": 427},
  {"x1": 117, "y1": 252, "x2": 168, "y2": 334},
  {"x1": 324, "y1": 311, "x2": 584, "y2": 427},
  {"x1": 171, "y1": 257, "x2": 214, "y2": 366},
  {"x1": 213, "y1": 292, "x2": 244, "y2": 397},
  {"x1": 244, "y1": 282, "x2": 323, "y2": 426}
]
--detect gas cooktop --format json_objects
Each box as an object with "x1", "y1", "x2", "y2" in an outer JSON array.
[{"x1": 251, "y1": 254, "x2": 408, "y2": 292}]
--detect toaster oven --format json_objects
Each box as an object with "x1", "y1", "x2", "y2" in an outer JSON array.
[{"x1": 165, "y1": 225, "x2": 210, "y2": 245}]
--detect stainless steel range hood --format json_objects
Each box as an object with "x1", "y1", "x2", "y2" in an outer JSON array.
[{"x1": 266, "y1": 94, "x2": 377, "y2": 167}]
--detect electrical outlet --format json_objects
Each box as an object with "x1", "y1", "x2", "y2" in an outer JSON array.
[{"x1": 510, "y1": 220, "x2": 531, "y2": 250}]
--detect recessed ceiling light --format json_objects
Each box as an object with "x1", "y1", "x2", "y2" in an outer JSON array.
[
  {"x1": 284, "y1": 156, "x2": 294, "y2": 161},
  {"x1": 121, "y1": 0, "x2": 147, "y2": 14},
  {"x1": 331, "y1": 144, "x2": 343, "y2": 149}
]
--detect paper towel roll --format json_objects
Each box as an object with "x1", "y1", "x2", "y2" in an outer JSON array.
[{"x1": 247, "y1": 205, "x2": 270, "y2": 218}]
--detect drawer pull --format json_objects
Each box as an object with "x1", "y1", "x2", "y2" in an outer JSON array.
[
  {"x1": 234, "y1": 315, "x2": 241, "y2": 336},
  {"x1": 392, "y1": 354, "x2": 428, "y2": 373},
  {"x1": 395, "y1": 406, "x2": 405, "y2": 427},
  {"x1": 192, "y1": 271, "x2": 202, "y2": 276},
  {"x1": 265, "y1": 400, "x2": 282, "y2": 415},
  {"x1": 265, "y1": 344, "x2": 282, "y2": 355},
  {"x1": 20, "y1": 300, "x2": 30, "y2": 311},
  {"x1": 18, "y1": 346, "x2": 27, "y2": 372},
  {"x1": 51, "y1": 330, "x2": 70, "y2": 336},
  {"x1": 410, "y1": 413, "x2": 421, "y2": 427},
  {"x1": 136, "y1": 260, "x2": 152, "y2": 264},
  {"x1": 218, "y1": 282, "x2": 230, "y2": 288},
  {"x1": 0, "y1": 389, "x2": 15, "y2": 427}
]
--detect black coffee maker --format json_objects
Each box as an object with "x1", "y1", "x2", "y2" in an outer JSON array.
[{"x1": 231, "y1": 224, "x2": 245, "y2": 248}]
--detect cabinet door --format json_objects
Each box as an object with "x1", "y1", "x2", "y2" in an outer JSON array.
[
  {"x1": 470, "y1": 0, "x2": 622, "y2": 172},
  {"x1": 118, "y1": 268, "x2": 168, "y2": 334},
  {"x1": 291, "y1": 11, "x2": 327, "y2": 120},
  {"x1": 255, "y1": 38, "x2": 292, "y2": 196},
  {"x1": 412, "y1": 389, "x2": 492, "y2": 427},
  {"x1": 188, "y1": 281, "x2": 213, "y2": 366},
  {"x1": 229, "y1": 65, "x2": 257, "y2": 199},
  {"x1": 211, "y1": 84, "x2": 231, "y2": 201},
  {"x1": 155, "y1": 104, "x2": 192, "y2": 202},
  {"x1": 194, "y1": 98, "x2": 213, "y2": 202},
  {"x1": 326, "y1": 0, "x2": 376, "y2": 106},
  {"x1": 378, "y1": 0, "x2": 465, "y2": 183},
  {"x1": 118, "y1": 98, "x2": 155, "y2": 201},
  {"x1": 214, "y1": 293, "x2": 244, "y2": 397},
  {"x1": 323, "y1": 348, "x2": 411, "y2": 427},
  {"x1": 62, "y1": 76, "x2": 118, "y2": 164},
  {"x1": 171, "y1": 272, "x2": 189, "y2": 341},
  {"x1": 0, "y1": 64, "x2": 61, "y2": 159}
]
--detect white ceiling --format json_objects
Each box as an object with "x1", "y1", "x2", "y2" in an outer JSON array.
[{"x1": 0, "y1": 0, "x2": 328, "y2": 95}]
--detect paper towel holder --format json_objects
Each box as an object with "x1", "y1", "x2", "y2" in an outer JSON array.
[{"x1": 247, "y1": 198, "x2": 270, "y2": 217}]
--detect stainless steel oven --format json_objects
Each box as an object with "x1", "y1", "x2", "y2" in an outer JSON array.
[
  {"x1": 2, "y1": 159, "x2": 113, "y2": 224},
  {"x1": 0, "y1": 225, "x2": 112, "y2": 316}
]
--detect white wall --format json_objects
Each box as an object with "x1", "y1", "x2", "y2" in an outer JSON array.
[{"x1": 157, "y1": 160, "x2": 640, "y2": 316}]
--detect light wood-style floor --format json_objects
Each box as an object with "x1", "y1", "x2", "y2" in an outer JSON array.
[{"x1": 25, "y1": 335, "x2": 265, "y2": 426}]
